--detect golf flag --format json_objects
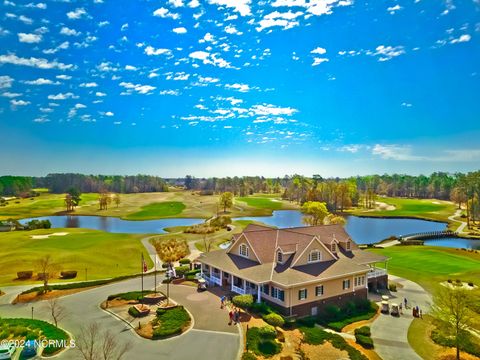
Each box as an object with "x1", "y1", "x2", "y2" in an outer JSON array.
[{"x1": 142, "y1": 254, "x2": 148, "y2": 273}]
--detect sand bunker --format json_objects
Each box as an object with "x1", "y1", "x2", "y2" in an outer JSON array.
[
  {"x1": 375, "y1": 201, "x2": 396, "y2": 211},
  {"x1": 31, "y1": 232, "x2": 69, "y2": 239}
]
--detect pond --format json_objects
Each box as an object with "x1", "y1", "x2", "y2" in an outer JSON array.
[
  {"x1": 19, "y1": 215, "x2": 204, "y2": 234},
  {"x1": 20, "y1": 210, "x2": 480, "y2": 249}
]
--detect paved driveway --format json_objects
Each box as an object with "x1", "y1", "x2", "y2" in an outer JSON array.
[
  {"x1": 0, "y1": 275, "x2": 240, "y2": 360},
  {"x1": 370, "y1": 275, "x2": 432, "y2": 360}
]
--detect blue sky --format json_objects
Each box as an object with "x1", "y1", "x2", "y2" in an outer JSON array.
[{"x1": 1, "y1": 0, "x2": 479, "y2": 177}]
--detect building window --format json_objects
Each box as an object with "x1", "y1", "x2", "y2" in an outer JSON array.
[
  {"x1": 354, "y1": 276, "x2": 365, "y2": 287},
  {"x1": 315, "y1": 285, "x2": 324, "y2": 297},
  {"x1": 239, "y1": 244, "x2": 249, "y2": 258},
  {"x1": 308, "y1": 250, "x2": 321, "y2": 263},
  {"x1": 277, "y1": 251, "x2": 283, "y2": 263},
  {"x1": 361, "y1": 276, "x2": 365, "y2": 285},
  {"x1": 271, "y1": 287, "x2": 285, "y2": 302},
  {"x1": 331, "y1": 243, "x2": 337, "y2": 252},
  {"x1": 298, "y1": 289, "x2": 308, "y2": 300},
  {"x1": 262, "y1": 284, "x2": 270, "y2": 294},
  {"x1": 346, "y1": 241, "x2": 351, "y2": 251},
  {"x1": 342, "y1": 279, "x2": 351, "y2": 290}
]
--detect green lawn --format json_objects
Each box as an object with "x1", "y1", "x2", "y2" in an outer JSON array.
[
  {"x1": 236, "y1": 196, "x2": 284, "y2": 210},
  {"x1": 124, "y1": 201, "x2": 186, "y2": 220},
  {"x1": 0, "y1": 228, "x2": 152, "y2": 286},
  {"x1": 350, "y1": 197, "x2": 456, "y2": 223},
  {"x1": 368, "y1": 246, "x2": 480, "y2": 293}
]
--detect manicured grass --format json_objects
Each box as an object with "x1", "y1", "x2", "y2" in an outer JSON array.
[
  {"x1": 0, "y1": 318, "x2": 69, "y2": 355},
  {"x1": 236, "y1": 196, "x2": 283, "y2": 210},
  {"x1": 153, "y1": 306, "x2": 191, "y2": 339},
  {"x1": 125, "y1": 201, "x2": 186, "y2": 219},
  {"x1": 368, "y1": 246, "x2": 480, "y2": 293},
  {"x1": 0, "y1": 191, "x2": 298, "y2": 221},
  {"x1": 0, "y1": 228, "x2": 152, "y2": 286},
  {"x1": 350, "y1": 197, "x2": 456, "y2": 223}
]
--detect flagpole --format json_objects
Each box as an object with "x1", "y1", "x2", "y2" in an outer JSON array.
[
  {"x1": 154, "y1": 255, "x2": 157, "y2": 294},
  {"x1": 141, "y1": 253, "x2": 144, "y2": 300}
]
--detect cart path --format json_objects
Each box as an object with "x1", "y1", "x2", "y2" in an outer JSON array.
[
  {"x1": 370, "y1": 275, "x2": 432, "y2": 360},
  {"x1": 448, "y1": 209, "x2": 468, "y2": 234}
]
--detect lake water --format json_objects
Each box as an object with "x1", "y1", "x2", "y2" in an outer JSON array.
[{"x1": 20, "y1": 210, "x2": 480, "y2": 249}]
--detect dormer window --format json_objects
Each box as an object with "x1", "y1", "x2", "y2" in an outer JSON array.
[
  {"x1": 277, "y1": 251, "x2": 283, "y2": 263},
  {"x1": 345, "y1": 241, "x2": 351, "y2": 251},
  {"x1": 239, "y1": 244, "x2": 249, "y2": 258},
  {"x1": 331, "y1": 243, "x2": 337, "y2": 253},
  {"x1": 308, "y1": 249, "x2": 321, "y2": 263}
]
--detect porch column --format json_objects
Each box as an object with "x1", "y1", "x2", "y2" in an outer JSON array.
[
  {"x1": 209, "y1": 267, "x2": 212, "y2": 281},
  {"x1": 243, "y1": 279, "x2": 246, "y2": 293},
  {"x1": 231, "y1": 277, "x2": 234, "y2": 292},
  {"x1": 220, "y1": 270, "x2": 223, "y2": 285},
  {"x1": 200, "y1": 264, "x2": 203, "y2": 276},
  {"x1": 257, "y1": 284, "x2": 261, "y2": 303}
]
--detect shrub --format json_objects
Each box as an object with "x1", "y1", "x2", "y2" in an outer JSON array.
[
  {"x1": 37, "y1": 273, "x2": 49, "y2": 281},
  {"x1": 153, "y1": 306, "x2": 191, "y2": 339},
  {"x1": 295, "y1": 316, "x2": 316, "y2": 328},
  {"x1": 300, "y1": 327, "x2": 331, "y2": 345},
  {"x1": 263, "y1": 313, "x2": 285, "y2": 327},
  {"x1": 355, "y1": 334, "x2": 374, "y2": 349},
  {"x1": 258, "y1": 325, "x2": 277, "y2": 338},
  {"x1": 321, "y1": 301, "x2": 378, "y2": 331},
  {"x1": 128, "y1": 306, "x2": 141, "y2": 317},
  {"x1": 107, "y1": 290, "x2": 155, "y2": 301},
  {"x1": 354, "y1": 326, "x2": 371, "y2": 337},
  {"x1": 174, "y1": 265, "x2": 190, "y2": 277},
  {"x1": 210, "y1": 215, "x2": 232, "y2": 228},
  {"x1": 246, "y1": 327, "x2": 281, "y2": 358},
  {"x1": 388, "y1": 283, "x2": 397, "y2": 292},
  {"x1": 242, "y1": 352, "x2": 257, "y2": 360},
  {"x1": 324, "y1": 305, "x2": 341, "y2": 322},
  {"x1": 60, "y1": 271, "x2": 77, "y2": 279},
  {"x1": 250, "y1": 301, "x2": 271, "y2": 315},
  {"x1": 232, "y1": 294, "x2": 254, "y2": 308},
  {"x1": 179, "y1": 258, "x2": 191, "y2": 265},
  {"x1": 17, "y1": 271, "x2": 33, "y2": 280},
  {"x1": 447, "y1": 279, "x2": 452, "y2": 283}
]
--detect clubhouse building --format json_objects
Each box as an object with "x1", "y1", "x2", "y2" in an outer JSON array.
[{"x1": 198, "y1": 224, "x2": 389, "y2": 317}]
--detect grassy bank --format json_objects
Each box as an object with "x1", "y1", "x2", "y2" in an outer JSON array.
[
  {"x1": 367, "y1": 246, "x2": 480, "y2": 293},
  {"x1": 0, "y1": 228, "x2": 152, "y2": 286},
  {"x1": 0, "y1": 191, "x2": 298, "y2": 221},
  {"x1": 349, "y1": 197, "x2": 456, "y2": 224}
]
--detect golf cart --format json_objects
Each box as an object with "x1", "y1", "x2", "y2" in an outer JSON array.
[
  {"x1": 391, "y1": 303, "x2": 400, "y2": 317},
  {"x1": 381, "y1": 300, "x2": 390, "y2": 314},
  {"x1": 197, "y1": 278, "x2": 207, "y2": 292}
]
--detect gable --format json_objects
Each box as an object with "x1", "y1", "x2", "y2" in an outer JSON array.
[
  {"x1": 228, "y1": 234, "x2": 261, "y2": 263},
  {"x1": 292, "y1": 237, "x2": 337, "y2": 267}
]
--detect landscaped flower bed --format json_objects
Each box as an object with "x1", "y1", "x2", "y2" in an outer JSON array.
[
  {"x1": 0, "y1": 318, "x2": 70, "y2": 356},
  {"x1": 152, "y1": 305, "x2": 191, "y2": 339}
]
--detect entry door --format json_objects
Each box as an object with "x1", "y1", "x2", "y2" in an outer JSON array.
[{"x1": 311, "y1": 306, "x2": 318, "y2": 316}]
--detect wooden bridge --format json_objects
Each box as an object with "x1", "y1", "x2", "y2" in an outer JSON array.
[{"x1": 400, "y1": 230, "x2": 458, "y2": 242}]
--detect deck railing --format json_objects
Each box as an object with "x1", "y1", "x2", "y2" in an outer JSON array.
[
  {"x1": 367, "y1": 269, "x2": 387, "y2": 279},
  {"x1": 210, "y1": 274, "x2": 222, "y2": 286},
  {"x1": 231, "y1": 284, "x2": 246, "y2": 295}
]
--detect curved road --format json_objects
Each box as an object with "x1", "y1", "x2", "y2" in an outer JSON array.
[{"x1": 0, "y1": 275, "x2": 240, "y2": 360}]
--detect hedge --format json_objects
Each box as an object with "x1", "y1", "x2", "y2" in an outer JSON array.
[
  {"x1": 262, "y1": 313, "x2": 285, "y2": 327},
  {"x1": 355, "y1": 334, "x2": 374, "y2": 349},
  {"x1": 153, "y1": 306, "x2": 191, "y2": 339},
  {"x1": 179, "y1": 258, "x2": 191, "y2": 265},
  {"x1": 128, "y1": 306, "x2": 141, "y2": 317},
  {"x1": 232, "y1": 294, "x2": 254, "y2": 308},
  {"x1": 320, "y1": 300, "x2": 378, "y2": 331},
  {"x1": 17, "y1": 271, "x2": 33, "y2": 280},
  {"x1": 60, "y1": 271, "x2": 77, "y2": 279},
  {"x1": 354, "y1": 326, "x2": 371, "y2": 337},
  {"x1": 107, "y1": 290, "x2": 155, "y2": 301},
  {"x1": 174, "y1": 265, "x2": 190, "y2": 277}
]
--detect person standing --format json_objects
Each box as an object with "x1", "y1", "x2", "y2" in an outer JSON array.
[
  {"x1": 228, "y1": 309, "x2": 234, "y2": 325},
  {"x1": 220, "y1": 295, "x2": 225, "y2": 309},
  {"x1": 404, "y1": 297, "x2": 408, "y2": 309}
]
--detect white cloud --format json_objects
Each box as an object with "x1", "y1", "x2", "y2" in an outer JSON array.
[
  {"x1": 74, "y1": 103, "x2": 86, "y2": 109},
  {"x1": 153, "y1": 7, "x2": 180, "y2": 19},
  {"x1": 169, "y1": 0, "x2": 184, "y2": 7},
  {"x1": 79, "y1": 82, "x2": 98, "y2": 88},
  {"x1": 26, "y1": 2, "x2": 47, "y2": 9},
  {"x1": 60, "y1": 27, "x2": 80, "y2": 36},
  {"x1": 371, "y1": 45, "x2": 405, "y2": 61},
  {"x1": 311, "y1": 47, "x2": 326, "y2": 55},
  {"x1": 0, "y1": 27, "x2": 10, "y2": 37},
  {"x1": 188, "y1": 0, "x2": 200, "y2": 7},
  {"x1": 338, "y1": 145, "x2": 363, "y2": 153},
  {"x1": 97, "y1": 62, "x2": 118, "y2": 72},
  {"x1": 18, "y1": 33, "x2": 42, "y2": 43},
  {"x1": 24, "y1": 78, "x2": 59, "y2": 85},
  {"x1": 312, "y1": 57, "x2": 329, "y2": 66},
  {"x1": 387, "y1": 4, "x2": 402, "y2": 14},
  {"x1": 121, "y1": 23, "x2": 128, "y2": 31},
  {"x1": 96, "y1": 92, "x2": 107, "y2": 97},
  {"x1": 47, "y1": 92, "x2": 78, "y2": 100},
  {"x1": 189, "y1": 51, "x2": 232, "y2": 68},
  {"x1": 56, "y1": 74, "x2": 72, "y2": 80},
  {"x1": 208, "y1": 0, "x2": 251, "y2": 16},
  {"x1": 372, "y1": 144, "x2": 422, "y2": 161},
  {"x1": 98, "y1": 21, "x2": 109, "y2": 27},
  {"x1": 125, "y1": 65, "x2": 138, "y2": 71},
  {"x1": 148, "y1": 72, "x2": 159, "y2": 78},
  {"x1": 160, "y1": 89, "x2": 180, "y2": 95},
  {"x1": 271, "y1": 0, "x2": 352, "y2": 17},
  {"x1": 250, "y1": 104, "x2": 297, "y2": 116},
  {"x1": 0, "y1": 54, "x2": 73, "y2": 70},
  {"x1": 173, "y1": 27, "x2": 187, "y2": 34},
  {"x1": 119, "y1": 82, "x2": 156, "y2": 95},
  {"x1": 144, "y1": 46, "x2": 172, "y2": 56},
  {"x1": 19, "y1": 15, "x2": 33, "y2": 24},
  {"x1": 67, "y1": 8, "x2": 87, "y2": 20},
  {"x1": 257, "y1": 11, "x2": 303, "y2": 31},
  {"x1": 0, "y1": 75, "x2": 14, "y2": 89},
  {"x1": 225, "y1": 83, "x2": 250, "y2": 92},
  {"x1": 10, "y1": 99, "x2": 30, "y2": 106},
  {"x1": 450, "y1": 34, "x2": 471, "y2": 44},
  {"x1": 43, "y1": 41, "x2": 69, "y2": 54},
  {"x1": 104, "y1": 111, "x2": 114, "y2": 116},
  {"x1": 1, "y1": 91, "x2": 21, "y2": 98}
]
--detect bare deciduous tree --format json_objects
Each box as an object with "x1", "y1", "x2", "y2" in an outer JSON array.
[
  {"x1": 36, "y1": 255, "x2": 59, "y2": 294},
  {"x1": 203, "y1": 234, "x2": 213, "y2": 253},
  {"x1": 46, "y1": 298, "x2": 67, "y2": 327},
  {"x1": 76, "y1": 322, "x2": 131, "y2": 360}
]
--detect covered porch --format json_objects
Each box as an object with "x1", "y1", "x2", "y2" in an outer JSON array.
[
  {"x1": 367, "y1": 260, "x2": 389, "y2": 291},
  {"x1": 200, "y1": 263, "x2": 263, "y2": 302}
]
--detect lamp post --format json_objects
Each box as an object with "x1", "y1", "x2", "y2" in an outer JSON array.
[{"x1": 31, "y1": 306, "x2": 34, "y2": 320}]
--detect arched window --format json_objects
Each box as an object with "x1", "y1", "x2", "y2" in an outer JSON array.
[
  {"x1": 277, "y1": 251, "x2": 283, "y2": 263},
  {"x1": 239, "y1": 243, "x2": 249, "y2": 258},
  {"x1": 308, "y1": 249, "x2": 321, "y2": 263}
]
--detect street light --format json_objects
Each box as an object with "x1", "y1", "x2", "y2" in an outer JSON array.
[{"x1": 31, "y1": 306, "x2": 34, "y2": 320}]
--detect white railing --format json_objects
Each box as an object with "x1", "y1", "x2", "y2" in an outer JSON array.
[
  {"x1": 367, "y1": 269, "x2": 387, "y2": 279},
  {"x1": 211, "y1": 274, "x2": 222, "y2": 286},
  {"x1": 202, "y1": 274, "x2": 211, "y2": 284},
  {"x1": 231, "y1": 284, "x2": 246, "y2": 295}
]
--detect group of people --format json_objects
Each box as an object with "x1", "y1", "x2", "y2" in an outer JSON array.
[
  {"x1": 403, "y1": 297, "x2": 423, "y2": 318},
  {"x1": 220, "y1": 295, "x2": 241, "y2": 325}
]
